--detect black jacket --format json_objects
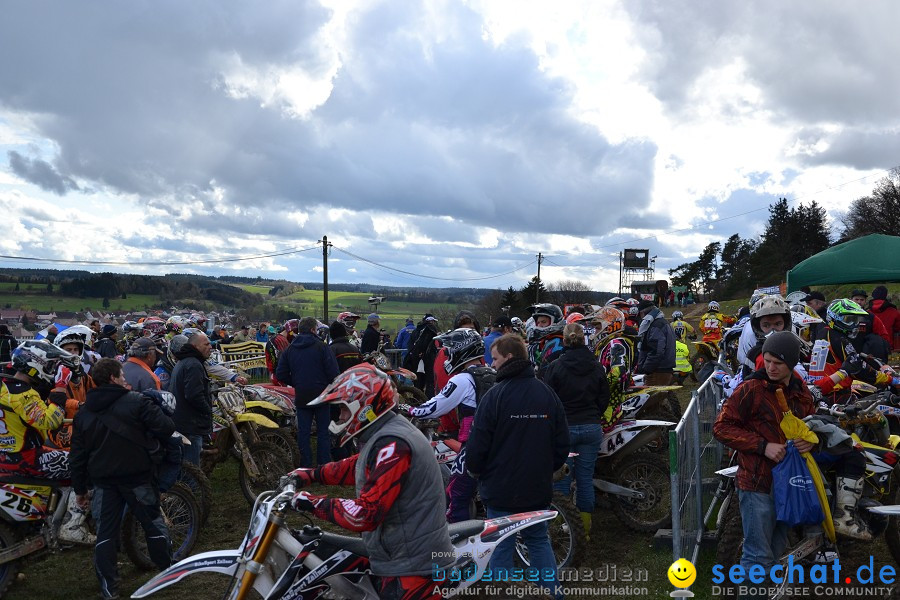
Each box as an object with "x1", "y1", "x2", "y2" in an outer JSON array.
[
  {"x1": 0, "y1": 334, "x2": 17, "y2": 363},
  {"x1": 275, "y1": 333, "x2": 340, "y2": 405},
  {"x1": 543, "y1": 345, "x2": 609, "y2": 425},
  {"x1": 465, "y1": 358, "x2": 569, "y2": 512},
  {"x1": 360, "y1": 325, "x2": 381, "y2": 355},
  {"x1": 636, "y1": 308, "x2": 676, "y2": 373},
  {"x1": 330, "y1": 336, "x2": 362, "y2": 373},
  {"x1": 70, "y1": 384, "x2": 174, "y2": 494},
  {"x1": 170, "y1": 344, "x2": 213, "y2": 436},
  {"x1": 94, "y1": 336, "x2": 118, "y2": 359}
]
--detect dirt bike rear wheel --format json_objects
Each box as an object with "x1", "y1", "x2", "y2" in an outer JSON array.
[
  {"x1": 513, "y1": 492, "x2": 587, "y2": 570},
  {"x1": 637, "y1": 407, "x2": 676, "y2": 454},
  {"x1": 398, "y1": 385, "x2": 428, "y2": 407},
  {"x1": 609, "y1": 453, "x2": 672, "y2": 532},
  {"x1": 257, "y1": 427, "x2": 302, "y2": 468},
  {"x1": 0, "y1": 522, "x2": 21, "y2": 596},
  {"x1": 123, "y1": 482, "x2": 201, "y2": 571},
  {"x1": 176, "y1": 461, "x2": 213, "y2": 525},
  {"x1": 239, "y1": 441, "x2": 294, "y2": 504}
]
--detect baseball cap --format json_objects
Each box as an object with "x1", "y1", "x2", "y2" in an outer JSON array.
[
  {"x1": 367, "y1": 313, "x2": 380, "y2": 323},
  {"x1": 802, "y1": 291, "x2": 826, "y2": 303},
  {"x1": 850, "y1": 289, "x2": 867, "y2": 299},
  {"x1": 241, "y1": 324, "x2": 249, "y2": 330},
  {"x1": 130, "y1": 336, "x2": 158, "y2": 358},
  {"x1": 492, "y1": 316, "x2": 513, "y2": 329},
  {"x1": 424, "y1": 315, "x2": 437, "y2": 322}
]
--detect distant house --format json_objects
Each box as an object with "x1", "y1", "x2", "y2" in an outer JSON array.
[
  {"x1": 0, "y1": 310, "x2": 36, "y2": 325},
  {"x1": 36, "y1": 312, "x2": 57, "y2": 322}
]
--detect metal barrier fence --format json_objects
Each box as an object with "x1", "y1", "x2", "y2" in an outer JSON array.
[{"x1": 669, "y1": 368, "x2": 728, "y2": 565}]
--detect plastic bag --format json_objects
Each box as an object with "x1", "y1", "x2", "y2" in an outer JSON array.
[{"x1": 772, "y1": 442, "x2": 825, "y2": 526}]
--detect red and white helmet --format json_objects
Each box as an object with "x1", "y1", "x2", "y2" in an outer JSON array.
[
  {"x1": 308, "y1": 363, "x2": 397, "y2": 447},
  {"x1": 142, "y1": 317, "x2": 167, "y2": 338},
  {"x1": 338, "y1": 311, "x2": 361, "y2": 329},
  {"x1": 565, "y1": 312, "x2": 585, "y2": 324},
  {"x1": 166, "y1": 315, "x2": 187, "y2": 334}
]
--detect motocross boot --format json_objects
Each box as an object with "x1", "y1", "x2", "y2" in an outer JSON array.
[
  {"x1": 58, "y1": 489, "x2": 96, "y2": 545},
  {"x1": 580, "y1": 512, "x2": 592, "y2": 542},
  {"x1": 833, "y1": 477, "x2": 873, "y2": 542}
]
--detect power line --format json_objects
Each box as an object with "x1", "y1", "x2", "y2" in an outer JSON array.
[
  {"x1": 0, "y1": 244, "x2": 321, "y2": 266},
  {"x1": 332, "y1": 246, "x2": 537, "y2": 282}
]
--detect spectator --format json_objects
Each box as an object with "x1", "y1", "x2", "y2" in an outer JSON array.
[
  {"x1": 70, "y1": 357, "x2": 174, "y2": 599},
  {"x1": 466, "y1": 334, "x2": 568, "y2": 599},
  {"x1": 255, "y1": 324, "x2": 268, "y2": 343},
  {"x1": 803, "y1": 290, "x2": 828, "y2": 320},
  {"x1": 90, "y1": 320, "x2": 101, "y2": 336},
  {"x1": 0, "y1": 324, "x2": 17, "y2": 363},
  {"x1": 169, "y1": 330, "x2": 213, "y2": 465},
  {"x1": 543, "y1": 323, "x2": 608, "y2": 541},
  {"x1": 94, "y1": 325, "x2": 119, "y2": 359},
  {"x1": 635, "y1": 299, "x2": 676, "y2": 386},
  {"x1": 360, "y1": 313, "x2": 381, "y2": 354},
  {"x1": 483, "y1": 316, "x2": 513, "y2": 365},
  {"x1": 404, "y1": 315, "x2": 440, "y2": 395},
  {"x1": 394, "y1": 318, "x2": 416, "y2": 359},
  {"x1": 265, "y1": 320, "x2": 296, "y2": 385},
  {"x1": 46, "y1": 324, "x2": 59, "y2": 343},
  {"x1": 329, "y1": 321, "x2": 362, "y2": 373},
  {"x1": 870, "y1": 286, "x2": 900, "y2": 352},
  {"x1": 849, "y1": 289, "x2": 891, "y2": 360},
  {"x1": 209, "y1": 325, "x2": 226, "y2": 345},
  {"x1": 231, "y1": 324, "x2": 251, "y2": 343},
  {"x1": 276, "y1": 317, "x2": 340, "y2": 467},
  {"x1": 123, "y1": 337, "x2": 162, "y2": 392}
]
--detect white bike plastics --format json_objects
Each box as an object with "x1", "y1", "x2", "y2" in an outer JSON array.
[
  {"x1": 592, "y1": 419, "x2": 674, "y2": 499},
  {"x1": 131, "y1": 484, "x2": 557, "y2": 600}
]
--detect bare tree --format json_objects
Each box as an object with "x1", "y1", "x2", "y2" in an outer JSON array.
[
  {"x1": 840, "y1": 168, "x2": 900, "y2": 240},
  {"x1": 546, "y1": 279, "x2": 596, "y2": 305}
]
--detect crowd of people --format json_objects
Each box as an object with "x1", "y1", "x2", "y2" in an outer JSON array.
[{"x1": 1, "y1": 285, "x2": 898, "y2": 599}]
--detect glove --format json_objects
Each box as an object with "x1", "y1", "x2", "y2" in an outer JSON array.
[
  {"x1": 841, "y1": 355, "x2": 864, "y2": 376},
  {"x1": 398, "y1": 403, "x2": 413, "y2": 416},
  {"x1": 47, "y1": 390, "x2": 68, "y2": 409},
  {"x1": 291, "y1": 490, "x2": 323, "y2": 512},
  {"x1": 55, "y1": 365, "x2": 73, "y2": 388},
  {"x1": 283, "y1": 468, "x2": 315, "y2": 489}
]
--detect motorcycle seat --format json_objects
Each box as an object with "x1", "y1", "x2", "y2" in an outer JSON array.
[
  {"x1": 448, "y1": 519, "x2": 484, "y2": 543},
  {"x1": 319, "y1": 530, "x2": 369, "y2": 557}
]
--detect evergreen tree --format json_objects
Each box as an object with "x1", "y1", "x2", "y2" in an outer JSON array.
[{"x1": 520, "y1": 276, "x2": 548, "y2": 306}]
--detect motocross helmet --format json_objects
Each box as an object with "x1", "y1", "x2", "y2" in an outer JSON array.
[
  {"x1": 283, "y1": 319, "x2": 301, "y2": 342},
  {"x1": 749, "y1": 291, "x2": 768, "y2": 308},
  {"x1": 528, "y1": 303, "x2": 564, "y2": 326},
  {"x1": 589, "y1": 307, "x2": 625, "y2": 349},
  {"x1": 604, "y1": 297, "x2": 625, "y2": 307},
  {"x1": 12, "y1": 340, "x2": 80, "y2": 385},
  {"x1": 672, "y1": 311, "x2": 684, "y2": 321},
  {"x1": 565, "y1": 312, "x2": 585, "y2": 324},
  {"x1": 167, "y1": 334, "x2": 189, "y2": 364},
  {"x1": 142, "y1": 389, "x2": 177, "y2": 416},
  {"x1": 54, "y1": 325, "x2": 94, "y2": 357},
  {"x1": 825, "y1": 299, "x2": 868, "y2": 338},
  {"x1": 308, "y1": 363, "x2": 397, "y2": 447},
  {"x1": 436, "y1": 328, "x2": 485, "y2": 374},
  {"x1": 510, "y1": 317, "x2": 524, "y2": 333},
  {"x1": 750, "y1": 295, "x2": 791, "y2": 339},
  {"x1": 122, "y1": 320, "x2": 143, "y2": 334},
  {"x1": 142, "y1": 317, "x2": 167, "y2": 338},
  {"x1": 166, "y1": 315, "x2": 187, "y2": 335},
  {"x1": 707, "y1": 301, "x2": 720, "y2": 313},
  {"x1": 785, "y1": 291, "x2": 809, "y2": 306},
  {"x1": 338, "y1": 311, "x2": 361, "y2": 330},
  {"x1": 790, "y1": 309, "x2": 822, "y2": 343},
  {"x1": 625, "y1": 298, "x2": 639, "y2": 306}
]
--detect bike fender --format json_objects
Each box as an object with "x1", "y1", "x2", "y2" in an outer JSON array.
[
  {"x1": 245, "y1": 400, "x2": 286, "y2": 414},
  {"x1": 392, "y1": 367, "x2": 417, "y2": 381},
  {"x1": 235, "y1": 412, "x2": 279, "y2": 428},
  {"x1": 130, "y1": 549, "x2": 241, "y2": 598},
  {"x1": 867, "y1": 505, "x2": 900, "y2": 515},
  {"x1": 479, "y1": 510, "x2": 557, "y2": 544},
  {"x1": 603, "y1": 420, "x2": 675, "y2": 435}
]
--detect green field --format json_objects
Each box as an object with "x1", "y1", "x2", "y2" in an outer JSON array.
[{"x1": 0, "y1": 293, "x2": 162, "y2": 313}]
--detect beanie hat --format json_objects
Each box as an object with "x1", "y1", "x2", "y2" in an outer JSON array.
[
  {"x1": 872, "y1": 286, "x2": 889, "y2": 301},
  {"x1": 637, "y1": 299, "x2": 655, "y2": 313},
  {"x1": 329, "y1": 321, "x2": 348, "y2": 340},
  {"x1": 761, "y1": 331, "x2": 801, "y2": 369},
  {"x1": 101, "y1": 324, "x2": 117, "y2": 337}
]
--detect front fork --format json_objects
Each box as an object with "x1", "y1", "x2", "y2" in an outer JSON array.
[
  {"x1": 231, "y1": 422, "x2": 260, "y2": 480},
  {"x1": 233, "y1": 510, "x2": 284, "y2": 600}
]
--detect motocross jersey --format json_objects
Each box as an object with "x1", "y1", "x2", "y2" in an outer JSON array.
[
  {"x1": 699, "y1": 311, "x2": 728, "y2": 343},
  {"x1": 0, "y1": 377, "x2": 64, "y2": 453},
  {"x1": 671, "y1": 319, "x2": 695, "y2": 343}
]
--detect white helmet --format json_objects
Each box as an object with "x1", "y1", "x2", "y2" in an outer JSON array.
[
  {"x1": 54, "y1": 325, "x2": 95, "y2": 357},
  {"x1": 12, "y1": 340, "x2": 80, "y2": 385},
  {"x1": 707, "y1": 301, "x2": 720, "y2": 312}
]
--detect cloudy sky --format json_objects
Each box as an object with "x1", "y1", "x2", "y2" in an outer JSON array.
[{"x1": 1, "y1": 0, "x2": 897, "y2": 292}]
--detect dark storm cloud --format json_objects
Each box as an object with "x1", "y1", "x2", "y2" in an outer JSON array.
[
  {"x1": 624, "y1": 1, "x2": 900, "y2": 132},
  {"x1": 8, "y1": 151, "x2": 79, "y2": 195},
  {"x1": 0, "y1": 0, "x2": 656, "y2": 243},
  {"x1": 802, "y1": 129, "x2": 900, "y2": 171}
]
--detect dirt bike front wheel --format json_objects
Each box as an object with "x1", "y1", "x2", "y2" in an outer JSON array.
[
  {"x1": 238, "y1": 441, "x2": 294, "y2": 504},
  {"x1": 514, "y1": 492, "x2": 587, "y2": 570},
  {"x1": 176, "y1": 461, "x2": 213, "y2": 525},
  {"x1": 123, "y1": 482, "x2": 201, "y2": 571},
  {"x1": 398, "y1": 385, "x2": 428, "y2": 407},
  {"x1": 609, "y1": 453, "x2": 672, "y2": 532}
]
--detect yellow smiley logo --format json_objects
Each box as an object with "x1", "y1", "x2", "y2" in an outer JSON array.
[{"x1": 667, "y1": 558, "x2": 696, "y2": 588}]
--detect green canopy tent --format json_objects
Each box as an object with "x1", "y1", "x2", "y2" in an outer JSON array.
[{"x1": 786, "y1": 234, "x2": 900, "y2": 292}]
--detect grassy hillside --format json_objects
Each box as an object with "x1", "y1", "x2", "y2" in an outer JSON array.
[{"x1": 0, "y1": 293, "x2": 163, "y2": 313}]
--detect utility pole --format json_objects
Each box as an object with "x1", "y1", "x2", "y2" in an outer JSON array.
[
  {"x1": 618, "y1": 251, "x2": 623, "y2": 295},
  {"x1": 535, "y1": 252, "x2": 543, "y2": 304},
  {"x1": 320, "y1": 236, "x2": 332, "y2": 323}
]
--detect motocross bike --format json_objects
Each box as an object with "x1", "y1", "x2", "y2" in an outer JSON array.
[
  {"x1": 363, "y1": 350, "x2": 427, "y2": 405},
  {"x1": 407, "y1": 415, "x2": 586, "y2": 569},
  {"x1": 241, "y1": 384, "x2": 301, "y2": 468},
  {"x1": 131, "y1": 481, "x2": 561, "y2": 600},
  {"x1": 201, "y1": 384, "x2": 294, "y2": 504},
  {"x1": 592, "y1": 418, "x2": 674, "y2": 532},
  {"x1": 0, "y1": 477, "x2": 200, "y2": 594}
]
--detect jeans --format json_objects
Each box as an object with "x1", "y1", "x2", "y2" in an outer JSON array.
[
  {"x1": 297, "y1": 404, "x2": 332, "y2": 467},
  {"x1": 486, "y1": 506, "x2": 563, "y2": 600},
  {"x1": 553, "y1": 423, "x2": 603, "y2": 512},
  {"x1": 182, "y1": 434, "x2": 204, "y2": 467},
  {"x1": 737, "y1": 488, "x2": 788, "y2": 596},
  {"x1": 93, "y1": 483, "x2": 170, "y2": 598}
]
